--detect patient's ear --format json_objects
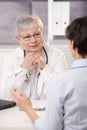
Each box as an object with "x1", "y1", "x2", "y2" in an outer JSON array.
[
  {"x1": 69, "y1": 40, "x2": 73, "y2": 51},
  {"x1": 69, "y1": 40, "x2": 76, "y2": 58},
  {"x1": 70, "y1": 40, "x2": 75, "y2": 49}
]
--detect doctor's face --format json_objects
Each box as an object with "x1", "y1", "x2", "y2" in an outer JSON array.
[{"x1": 16, "y1": 26, "x2": 44, "y2": 53}]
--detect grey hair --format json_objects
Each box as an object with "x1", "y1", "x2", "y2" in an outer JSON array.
[{"x1": 14, "y1": 14, "x2": 43, "y2": 35}]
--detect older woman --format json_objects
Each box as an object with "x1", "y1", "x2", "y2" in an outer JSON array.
[{"x1": 0, "y1": 14, "x2": 67, "y2": 100}]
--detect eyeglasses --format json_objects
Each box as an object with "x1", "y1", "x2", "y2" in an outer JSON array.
[{"x1": 20, "y1": 32, "x2": 42, "y2": 41}]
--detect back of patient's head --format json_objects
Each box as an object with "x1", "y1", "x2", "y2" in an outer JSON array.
[
  {"x1": 14, "y1": 14, "x2": 43, "y2": 35},
  {"x1": 66, "y1": 16, "x2": 87, "y2": 57}
]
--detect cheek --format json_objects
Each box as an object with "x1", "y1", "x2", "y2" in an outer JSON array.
[
  {"x1": 38, "y1": 41, "x2": 44, "y2": 50},
  {"x1": 20, "y1": 43, "x2": 29, "y2": 51},
  {"x1": 20, "y1": 43, "x2": 26, "y2": 49},
  {"x1": 39, "y1": 37, "x2": 44, "y2": 45},
  {"x1": 39, "y1": 35, "x2": 44, "y2": 42}
]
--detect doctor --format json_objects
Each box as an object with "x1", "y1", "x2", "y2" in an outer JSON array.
[{"x1": 0, "y1": 14, "x2": 67, "y2": 100}]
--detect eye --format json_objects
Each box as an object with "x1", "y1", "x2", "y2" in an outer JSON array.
[
  {"x1": 35, "y1": 32, "x2": 41, "y2": 37},
  {"x1": 24, "y1": 36, "x2": 31, "y2": 39}
]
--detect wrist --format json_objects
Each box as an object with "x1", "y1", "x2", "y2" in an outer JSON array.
[
  {"x1": 20, "y1": 64, "x2": 29, "y2": 69},
  {"x1": 25, "y1": 103, "x2": 33, "y2": 113}
]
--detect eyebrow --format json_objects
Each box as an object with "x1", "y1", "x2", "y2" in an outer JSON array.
[{"x1": 21, "y1": 31, "x2": 41, "y2": 36}]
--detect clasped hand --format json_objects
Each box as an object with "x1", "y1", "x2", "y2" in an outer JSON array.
[{"x1": 21, "y1": 52, "x2": 46, "y2": 70}]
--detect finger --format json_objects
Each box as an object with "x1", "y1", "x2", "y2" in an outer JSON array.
[
  {"x1": 12, "y1": 89, "x2": 20, "y2": 102},
  {"x1": 12, "y1": 90, "x2": 17, "y2": 100},
  {"x1": 12, "y1": 87, "x2": 17, "y2": 92},
  {"x1": 19, "y1": 90, "x2": 26, "y2": 96},
  {"x1": 19, "y1": 91, "x2": 32, "y2": 105},
  {"x1": 12, "y1": 88, "x2": 17, "y2": 98},
  {"x1": 19, "y1": 90, "x2": 29, "y2": 100},
  {"x1": 33, "y1": 57, "x2": 44, "y2": 65}
]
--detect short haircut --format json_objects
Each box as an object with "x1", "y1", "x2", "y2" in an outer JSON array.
[
  {"x1": 14, "y1": 14, "x2": 43, "y2": 35},
  {"x1": 66, "y1": 16, "x2": 87, "y2": 57}
]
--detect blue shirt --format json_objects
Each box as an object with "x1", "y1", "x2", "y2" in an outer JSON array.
[{"x1": 35, "y1": 59, "x2": 87, "y2": 130}]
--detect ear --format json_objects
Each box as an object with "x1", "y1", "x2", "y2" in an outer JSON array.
[
  {"x1": 70, "y1": 40, "x2": 75, "y2": 50},
  {"x1": 16, "y1": 36, "x2": 20, "y2": 41},
  {"x1": 16, "y1": 36, "x2": 20, "y2": 42},
  {"x1": 69, "y1": 40, "x2": 78, "y2": 58}
]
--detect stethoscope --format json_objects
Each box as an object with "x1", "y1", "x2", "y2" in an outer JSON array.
[
  {"x1": 24, "y1": 47, "x2": 48, "y2": 99},
  {"x1": 37, "y1": 47, "x2": 48, "y2": 77}
]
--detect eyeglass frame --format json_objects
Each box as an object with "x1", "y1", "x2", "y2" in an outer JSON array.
[{"x1": 19, "y1": 31, "x2": 42, "y2": 41}]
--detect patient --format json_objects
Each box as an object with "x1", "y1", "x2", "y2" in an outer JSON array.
[{"x1": 12, "y1": 16, "x2": 87, "y2": 130}]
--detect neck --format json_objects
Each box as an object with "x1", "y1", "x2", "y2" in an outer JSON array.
[{"x1": 75, "y1": 54, "x2": 87, "y2": 59}]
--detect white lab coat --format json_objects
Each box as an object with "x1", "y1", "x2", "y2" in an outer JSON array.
[{"x1": 0, "y1": 44, "x2": 67, "y2": 100}]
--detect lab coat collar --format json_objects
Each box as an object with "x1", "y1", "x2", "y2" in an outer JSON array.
[{"x1": 14, "y1": 47, "x2": 24, "y2": 58}]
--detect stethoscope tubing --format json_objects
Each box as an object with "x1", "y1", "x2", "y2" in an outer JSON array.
[{"x1": 42, "y1": 47, "x2": 48, "y2": 64}]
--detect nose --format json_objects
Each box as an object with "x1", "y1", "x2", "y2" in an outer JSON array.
[{"x1": 30, "y1": 36, "x2": 36, "y2": 43}]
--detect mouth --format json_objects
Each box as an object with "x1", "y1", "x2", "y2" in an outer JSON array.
[{"x1": 30, "y1": 44, "x2": 38, "y2": 48}]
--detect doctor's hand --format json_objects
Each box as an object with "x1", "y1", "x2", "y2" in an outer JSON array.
[
  {"x1": 33, "y1": 56, "x2": 46, "y2": 70},
  {"x1": 12, "y1": 88, "x2": 32, "y2": 112},
  {"x1": 20, "y1": 52, "x2": 41, "y2": 69}
]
